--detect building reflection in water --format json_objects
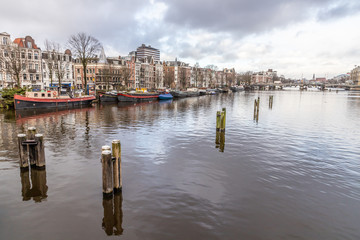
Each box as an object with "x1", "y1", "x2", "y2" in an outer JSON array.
[
  {"x1": 102, "y1": 192, "x2": 123, "y2": 236},
  {"x1": 20, "y1": 168, "x2": 48, "y2": 202}
]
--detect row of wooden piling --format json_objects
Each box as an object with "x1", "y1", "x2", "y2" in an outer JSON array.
[
  {"x1": 253, "y1": 95, "x2": 274, "y2": 122},
  {"x1": 18, "y1": 127, "x2": 46, "y2": 170},
  {"x1": 101, "y1": 140, "x2": 122, "y2": 197}
]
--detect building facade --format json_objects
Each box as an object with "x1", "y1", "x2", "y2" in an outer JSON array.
[
  {"x1": 350, "y1": 66, "x2": 360, "y2": 86},
  {"x1": 136, "y1": 44, "x2": 160, "y2": 62},
  {"x1": 0, "y1": 33, "x2": 43, "y2": 89}
]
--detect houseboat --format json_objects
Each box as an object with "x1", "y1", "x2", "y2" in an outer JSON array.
[
  {"x1": 117, "y1": 92, "x2": 159, "y2": 102},
  {"x1": 14, "y1": 91, "x2": 96, "y2": 110}
]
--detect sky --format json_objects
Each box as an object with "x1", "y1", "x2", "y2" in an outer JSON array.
[{"x1": 1, "y1": 0, "x2": 360, "y2": 79}]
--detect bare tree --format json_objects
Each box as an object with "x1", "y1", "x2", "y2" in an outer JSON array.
[
  {"x1": 240, "y1": 71, "x2": 252, "y2": 85},
  {"x1": 54, "y1": 43, "x2": 66, "y2": 95},
  {"x1": 154, "y1": 66, "x2": 162, "y2": 89},
  {"x1": 179, "y1": 67, "x2": 187, "y2": 89},
  {"x1": 192, "y1": 62, "x2": 200, "y2": 87},
  {"x1": 164, "y1": 67, "x2": 174, "y2": 88},
  {"x1": 68, "y1": 33, "x2": 101, "y2": 94},
  {"x1": 43, "y1": 40, "x2": 56, "y2": 87},
  {"x1": 120, "y1": 65, "x2": 133, "y2": 89},
  {"x1": 206, "y1": 65, "x2": 217, "y2": 88},
  {"x1": 0, "y1": 44, "x2": 23, "y2": 87}
]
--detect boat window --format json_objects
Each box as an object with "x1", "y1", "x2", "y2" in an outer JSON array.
[
  {"x1": 34, "y1": 93, "x2": 38, "y2": 97},
  {"x1": 48, "y1": 93, "x2": 51, "y2": 97},
  {"x1": 42, "y1": 93, "x2": 45, "y2": 97}
]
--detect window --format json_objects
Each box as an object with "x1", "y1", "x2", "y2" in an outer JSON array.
[
  {"x1": 41, "y1": 93, "x2": 45, "y2": 97},
  {"x1": 36, "y1": 74, "x2": 39, "y2": 80},
  {"x1": 35, "y1": 64, "x2": 39, "y2": 71},
  {"x1": 23, "y1": 74, "x2": 27, "y2": 80},
  {"x1": 28, "y1": 53, "x2": 32, "y2": 59},
  {"x1": 21, "y1": 52, "x2": 25, "y2": 58},
  {"x1": 27, "y1": 42, "x2": 32, "y2": 48},
  {"x1": 4, "y1": 50, "x2": 8, "y2": 57},
  {"x1": 34, "y1": 52, "x2": 38, "y2": 59},
  {"x1": 2, "y1": 37, "x2": 7, "y2": 45},
  {"x1": 30, "y1": 74, "x2": 33, "y2": 80},
  {"x1": 48, "y1": 93, "x2": 51, "y2": 97},
  {"x1": 77, "y1": 69, "x2": 80, "y2": 73},
  {"x1": 34, "y1": 93, "x2": 38, "y2": 97},
  {"x1": 29, "y1": 63, "x2": 33, "y2": 69}
]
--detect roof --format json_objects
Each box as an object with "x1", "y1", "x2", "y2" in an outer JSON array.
[{"x1": 13, "y1": 36, "x2": 39, "y2": 49}]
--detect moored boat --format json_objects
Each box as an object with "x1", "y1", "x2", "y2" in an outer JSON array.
[
  {"x1": 117, "y1": 92, "x2": 159, "y2": 102},
  {"x1": 14, "y1": 91, "x2": 96, "y2": 110},
  {"x1": 158, "y1": 93, "x2": 173, "y2": 100},
  {"x1": 170, "y1": 91, "x2": 187, "y2": 98},
  {"x1": 230, "y1": 86, "x2": 245, "y2": 92},
  {"x1": 282, "y1": 86, "x2": 300, "y2": 91},
  {"x1": 99, "y1": 91, "x2": 118, "y2": 102}
]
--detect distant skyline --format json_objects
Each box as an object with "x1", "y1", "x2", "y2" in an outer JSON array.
[{"x1": 1, "y1": 0, "x2": 360, "y2": 79}]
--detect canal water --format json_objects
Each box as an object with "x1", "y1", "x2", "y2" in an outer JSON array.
[{"x1": 0, "y1": 91, "x2": 360, "y2": 239}]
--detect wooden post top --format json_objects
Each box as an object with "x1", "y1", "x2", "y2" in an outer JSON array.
[
  {"x1": 102, "y1": 146, "x2": 111, "y2": 151},
  {"x1": 18, "y1": 134, "x2": 26, "y2": 138},
  {"x1": 102, "y1": 150, "x2": 112, "y2": 155}
]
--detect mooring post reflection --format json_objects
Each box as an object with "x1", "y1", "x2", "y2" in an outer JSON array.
[
  {"x1": 20, "y1": 169, "x2": 31, "y2": 201},
  {"x1": 20, "y1": 168, "x2": 48, "y2": 202},
  {"x1": 102, "y1": 196, "x2": 114, "y2": 236},
  {"x1": 219, "y1": 132, "x2": 225, "y2": 152},
  {"x1": 113, "y1": 193, "x2": 124, "y2": 235},
  {"x1": 102, "y1": 192, "x2": 123, "y2": 236}
]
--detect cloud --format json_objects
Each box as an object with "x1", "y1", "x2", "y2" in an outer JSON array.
[
  {"x1": 160, "y1": 0, "x2": 341, "y2": 36},
  {"x1": 317, "y1": 1, "x2": 360, "y2": 21}
]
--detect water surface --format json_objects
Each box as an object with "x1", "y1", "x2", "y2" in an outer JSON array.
[{"x1": 1, "y1": 91, "x2": 360, "y2": 239}]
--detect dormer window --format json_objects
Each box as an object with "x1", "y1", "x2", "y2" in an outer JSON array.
[
  {"x1": 2, "y1": 37, "x2": 7, "y2": 45},
  {"x1": 27, "y1": 42, "x2": 32, "y2": 48}
]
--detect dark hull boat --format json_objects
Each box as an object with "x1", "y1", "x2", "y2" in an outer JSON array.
[
  {"x1": 99, "y1": 92, "x2": 118, "y2": 102},
  {"x1": 117, "y1": 92, "x2": 159, "y2": 102},
  {"x1": 170, "y1": 91, "x2": 187, "y2": 98},
  {"x1": 14, "y1": 94, "x2": 95, "y2": 110}
]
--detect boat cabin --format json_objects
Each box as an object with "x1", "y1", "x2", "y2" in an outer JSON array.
[{"x1": 26, "y1": 91, "x2": 59, "y2": 98}]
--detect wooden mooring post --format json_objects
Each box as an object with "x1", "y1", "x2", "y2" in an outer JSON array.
[
  {"x1": 220, "y1": 108, "x2": 226, "y2": 132},
  {"x1": 215, "y1": 109, "x2": 226, "y2": 151},
  {"x1": 101, "y1": 149, "x2": 113, "y2": 197},
  {"x1": 18, "y1": 134, "x2": 28, "y2": 170},
  {"x1": 269, "y1": 95, "x2": 273, "y2": 109},
  {"x1": 101, "y1": 140, "x2": 123, "y2": 196},
  {"x1": 112, "y1": 140, "x2": 122, "y2": 193},
  {"x1": 35, "y1": 134, "x2": 45, "y2": 170},
  {"x1": 27, "y1": 127, "x2": 37, "y2": 167},
  {"x1": 254, "y1": 97, "x2": 260, "y2": 122},
  {"x1": 18, "y1": 127, "x2": 46, "y2": 170}
]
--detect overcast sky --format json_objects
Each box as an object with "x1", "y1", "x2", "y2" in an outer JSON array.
[{"x1": 1, "y1": 0, "x2": 360, "y2": 79}]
